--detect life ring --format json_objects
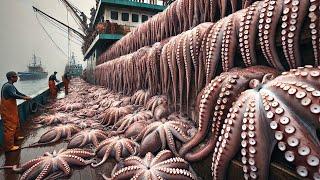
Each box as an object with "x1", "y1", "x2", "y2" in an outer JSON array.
[{"x1": 29, "y1": 101, "x2": 38, "y2": 113}]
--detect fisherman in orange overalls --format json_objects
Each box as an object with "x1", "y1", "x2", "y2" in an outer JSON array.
[
  {"x1": 48, "y1": 71, "x2": 60, "y2": 99},
  {"x1": 62, "y1": 72, "x2": 71, "y2": 95},
  {"x1": 0, "y1": 71, "x2": 31, "y2": 151}
]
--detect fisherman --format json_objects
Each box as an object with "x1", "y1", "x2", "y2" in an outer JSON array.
[
  {"x1": 62, "y1": 72, "x2": 71, "y2": 95},
  {"x1": 0, "y1": 71, "x2": 31, "y2": 151},
  {"x1": 48, "y1": 71, "x2": 60, "y2": 99}
]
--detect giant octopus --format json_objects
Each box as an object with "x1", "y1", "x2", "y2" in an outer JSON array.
[
  {"x1": 180, "y1": 66, "x2": 278, "y2": 161},
  {"x1": 211, "y1": 66, "x2": 320, "y2": 180},
  {"x1": 181, "y1": 66, "x2": 320, "y2": 180}
]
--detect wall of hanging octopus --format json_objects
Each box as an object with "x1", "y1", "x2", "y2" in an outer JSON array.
[{"x1": 1, "y1": 0, "x2": 319, "y2": 179}]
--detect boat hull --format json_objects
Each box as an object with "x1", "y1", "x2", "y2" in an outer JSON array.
[{"x1": 18, "y1": 72, "x2": 48, "y2": 81}]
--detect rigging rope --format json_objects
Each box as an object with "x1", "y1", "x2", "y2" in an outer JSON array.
[{"x1": 35, "y1": 13, "x2": 68, "y2": 58}]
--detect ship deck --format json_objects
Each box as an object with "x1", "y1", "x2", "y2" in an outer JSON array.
[
  {"x1": 0, "y1": 116, "x2": 301, "y2": 180},
  {"x1": 0, "y1": 91, "x2": 301, "y2": 180}
]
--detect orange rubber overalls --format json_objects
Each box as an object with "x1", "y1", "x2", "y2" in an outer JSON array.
[
  {"x1": 48, "y1": 80, "x2": 57, "y2": 98},
  {"x1": 0, "y1": 96, "x2": 20, "y2": 151},
  {"x1": 62, "y1": 76, "x2": 70, "y2": 95}
]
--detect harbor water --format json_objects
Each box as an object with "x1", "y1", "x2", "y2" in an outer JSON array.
[
  {"x1": 1, "y1": 77, "x2": 50, "y2": 94},
  {"x1": 0, "y1": 77, "x2": 54, "y2": 104}
]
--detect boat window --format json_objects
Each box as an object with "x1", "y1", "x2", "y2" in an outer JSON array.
[
  {"x1": 132, "y1": 14, "x2": 139, "y2": 22},
  {"x1": 111, "y1": 11, "x2": 118, "y2": 20},
  {"x1": 121, "y1": 12, "x2": 129, "y2": 21},
  {"x1": 142, "y1": 15, "x2": 148, "y2": 22}
]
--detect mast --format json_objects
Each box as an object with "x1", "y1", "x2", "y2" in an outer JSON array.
[{"x1": 33, "y1": 54, "x2": 36, "y2": 66}]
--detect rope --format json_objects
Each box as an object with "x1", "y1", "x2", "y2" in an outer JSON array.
[{"x1": 35, "y1": 13, "x2": 68, "y2": 58}]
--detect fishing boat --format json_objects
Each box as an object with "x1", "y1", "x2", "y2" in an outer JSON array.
[
  {"x1": 17, "y1": 54, "x2": 48, "y2": 81},
  {"x1": 64, "y1": 52, "x2": 83, "y2": 77}
]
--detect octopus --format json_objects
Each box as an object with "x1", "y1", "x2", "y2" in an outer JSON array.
[
  {"x1": 130, "y1": 90, "x2": 151, "y2": 106},
  {"x1": 179, "y1": 66, "x2": 278, "y2": 162},
  {"x1": 2, "y1": 148, "x2": 94, "y2": 180},
  {"x1": 105, "y1": 150, "x2": 196, "y2": 180},
  {"x1": 99, "y1": 105, "x2": 134, "y2": 126},
  {"x1": 91, "y1": 136, "x2": 140, "y2": 167},
  {"x1": 112, "y1": 110, "x2": 153, "y2": 133},
  {"x1": 144, "y1": 95, "x2": 168, "y2": 114},
  {"x1": 26, "y1": 124, "x2": 81, "y2": 148},
  {"x1": 58, "y1": 102, "x2": 84, "y2": 112},
  {"x1": 67, "y1": 129, "x2": 108, "y2": 149},
  {"x1": 136, "y1": 114, "x2": 196, "y2": 156},
  {"x1": 211, "y1": 66, "x2": 320, "y2": 180},
  {"x1": 123, "y1": 120, "x2": 150, "y2": 139},
  {"x1": 33, "y1": 113, "x2": 69, "y2": 126}
]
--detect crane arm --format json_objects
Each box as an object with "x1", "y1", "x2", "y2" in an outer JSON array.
[
  {"x1": 33, "y1": 6, "x2": 85, "y2": 40},
  {"x1": 59, "y1": 0, "x2": 88, "y2": 34}
]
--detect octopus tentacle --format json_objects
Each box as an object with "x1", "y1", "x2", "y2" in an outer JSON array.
[
  {"x1": 308, "y1": 0, "x2": 320, "y2": 66},
  {"x1": 258, "y1": 0, "x2": 285, "y2": 70},
  {"x1": 261, "y1": 90, "x2": 320, "y2": 179},
  {"x1": 57, "y1": 158, "x2": 71, "y2": 176},
  {"x1": 177, "y1": 33, "x2": 186, "y2": 112},
  {"x1": 209, "y1": 0, "x2": 218, "y2": 22},
  {"x1": 205, "y1": 19, "x2": 226, "y2": 85},
  {"x1": 35, "y1": 162, "x2": 52, "y2": 180},
  {"x1": 280, "y1": 0, "x2": 310, "y2": 68},
  {"x1": 60, "y1": 154, "x2": 88, "y2": 166},
  {"x1": 180, "y1": 76, "x2": 227, "y2": 157},
  {"x1": 164, "y1": 128, "x2": 179, "y2": 156},
  {"x1": 239, "y1": 92, "x2": 275, "y2": 180},
  {"x1": 20, "y1": 161, "x2": 44, "y2": 180},
  {"x1": 183, "y1": 32, "x2": 192, "y2": 112},
  {"x1": 221, "y1": 14, "x2": 238, "y2": 72},
  {"x1": 92, "y1": 146, "x2": 112, "y2": 167},
  {"x1": 197, "y1": 23, "x2": 215, "y2": 91},
  {"x1": 238, "y1": 1, "x2": 262, "y2": 67},
  {"x1": 115, "y1": 142, "x2": 122, "y2": 162},
  {"x1": 218, "y1": 0, "x2": 228, "y2": 18},
  {"x1": 170, "y1": 39, "x2": 178, "y2": 110},
  {"x1": 211, "y1": 95, "x2": 247, "y2": 179}
]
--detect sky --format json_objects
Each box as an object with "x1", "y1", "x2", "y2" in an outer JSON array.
[{"x1": 0, "y1": 0, "x2": 96, "y2": 83}]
